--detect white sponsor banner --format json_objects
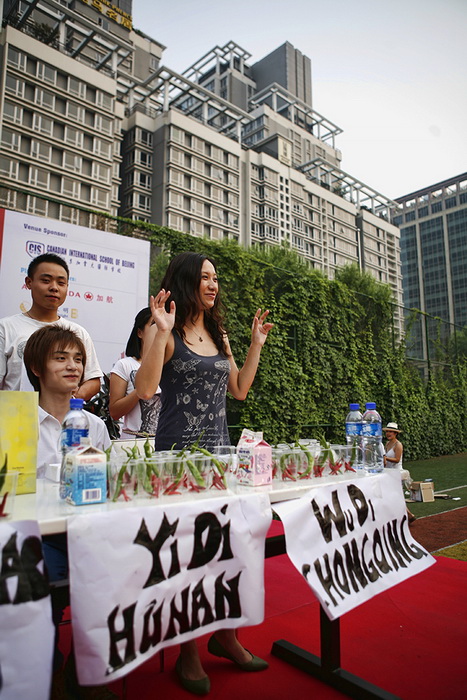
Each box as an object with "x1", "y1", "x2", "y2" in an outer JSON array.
[
  {"x1": 0, "y1": 520, "x2": 54, "y2": 700},
  {"x1": 0, "y1": 209, "x2": 150, "y2": 372},
  {"x1": 68, "y1": 493, "x2": 272, "y2": 685},
  {"x1": 274, "y1": 472, "x2": 435, "y2": 620}
]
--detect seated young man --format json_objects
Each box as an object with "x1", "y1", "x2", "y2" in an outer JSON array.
[
  {"x1": 23, "y1": 325, "x2": 115, "y2": 699},
  {"x1": 24, "y1": 324, "x2": 110, "y2": 478}
]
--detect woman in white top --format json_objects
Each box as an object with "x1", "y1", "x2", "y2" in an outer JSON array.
[
  {"x1": 109, "y1": 307, "x2": 161, "y2": 437},
  {"x1": 383, "y1": 422, "x2": 416, "y2": 523}
]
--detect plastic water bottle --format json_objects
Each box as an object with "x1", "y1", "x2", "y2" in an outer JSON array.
[
  {"x1": 59, "y1": 398, "x2": 89, "y2": 499},
  {"x1": 361, "y1": 402, "x2": 384, "y2": 473},
  {"x1": 345, "y1": 403, "x2": 363, "y2": 469}
]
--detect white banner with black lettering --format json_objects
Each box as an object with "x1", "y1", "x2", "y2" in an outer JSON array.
[
  {"x1": 0, "y1": 520, "x2": 54, "y2": 700},
  {"x1": 68, "y1": 493, "x2": 272, "y2": 685},
  {"x1": 273, "y1": 471, "x2": 435, "y2": 620}
]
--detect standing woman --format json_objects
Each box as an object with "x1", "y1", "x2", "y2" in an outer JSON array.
[
  {"x1": 109, "y1": 307, "x2": 161, "y2": 437},
  {"x1": 383, "y1": 422, "x2": 416, "y2": 523},
  {"x1": 136, "y1": 252, "x2": 273, "y2": 695}
]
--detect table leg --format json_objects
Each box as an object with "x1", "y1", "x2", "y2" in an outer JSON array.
[{"x1": 271, "y1": 605, "x2": 401, "y2": 700}]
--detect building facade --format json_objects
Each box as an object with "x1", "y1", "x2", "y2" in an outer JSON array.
[
  {"x1": 392, "y1": 173, "x2": 467, "y2": 360},
  {"x1": 0, "y1": 0, "x2": 403, "y2": 321}
]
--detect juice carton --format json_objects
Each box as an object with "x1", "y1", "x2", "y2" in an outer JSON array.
[
  {"x1": 236, "y1": 429, "x2": 272, "y2": 486},
  {"x1": 64, "y1": 443, "x2": 107, "y2": 505}
]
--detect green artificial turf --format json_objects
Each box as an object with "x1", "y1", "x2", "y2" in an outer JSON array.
[{"x1": 403, "y1": 452, "x2": 467, "y2": 517}]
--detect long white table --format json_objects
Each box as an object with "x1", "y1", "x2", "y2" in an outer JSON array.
[
  {"x1": 8, "y1": 470, "x2": 402, "y2": 700},
  {"x1": 11, "y1": 471, "x2": 372, "y2": 535}
]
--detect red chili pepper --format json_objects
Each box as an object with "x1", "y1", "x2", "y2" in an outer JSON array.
[
  {"x1": 119, "y1": 487, "x2": 131, "y2": 502},
  {"x1": 163, "y1": 481, "x2": 181, "y2": 495},
  {"x1": 283, "y1": 467, "x2": 297, "y2": 481},
  {"x1": 314, "y1": 464, "x2": 325, "y2": 477},
  {"x1": 0, "y1": 492, "x2": 9, "y2": 517},
  {"x1": 150, "y1": 474, "x2": 162, "y2": 497},
  {"x1": 299, "y1": 470, "x2": 312, "y2": 480},
  {"x1": 344, "y1": 460, "x2": 356, "y2": 473},
  {"x1": 211, "y1": 474, "x2": 226, "y2": 490},
  {"x1": 329, "y1": 459, "x2": 343, "y2": 476}
]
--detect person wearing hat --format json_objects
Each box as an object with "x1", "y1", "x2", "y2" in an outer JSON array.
[
  {"x1": 382, "y1": 422, "x2": 403, "y2": 467},
  {"x1": 382, "y1": 422, "x2": 416, "y2": 523}
]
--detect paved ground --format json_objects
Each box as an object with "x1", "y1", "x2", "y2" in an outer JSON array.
[{"x1": 409, "y1": 505, "x2": 467, "y2": 554}]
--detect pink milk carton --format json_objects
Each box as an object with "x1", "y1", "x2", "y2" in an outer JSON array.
[{"x1": 236, "y1": 429, "x2": 272, "y2": 486}]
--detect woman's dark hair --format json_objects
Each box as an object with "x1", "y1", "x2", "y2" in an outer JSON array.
[
  {"x1": 160, "y1": 252, "x2": 228, "y2": 354},
  {"x1": 125, "y1": 307, "x2": 152, "y2": 359}
]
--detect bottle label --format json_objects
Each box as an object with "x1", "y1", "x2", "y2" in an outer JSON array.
[
  {"x1": 345, "y1": 422, "x2": 362, "y2": 436},
  {"x1": 62, "y1": 427, "x2": 89, "y2": 451},
  {"x1": 362, "y1": 423, "x2": 382, "y2": 437}
]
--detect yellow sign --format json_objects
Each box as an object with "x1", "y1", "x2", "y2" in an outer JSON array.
[
  {"x1": 79, "y1": 0, "x2": 133, "y2": 30},
  {"x1": 0, "y1": 391, "x2": 38, "y2": 494}
]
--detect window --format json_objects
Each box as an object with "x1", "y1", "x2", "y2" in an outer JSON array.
[
  {"x1": 92, "y1": 163, "x2": 110, "y2": 183},
  {"x1": 65, "y1": 127, "x2": 83, "y2": 148},
  {"x1": 3, "y1": 101, "x2": 23, "y2": 124},
  {"x1": 139, "y1": 151, "x2": 152, "y2": 168},
  {"x1": 1, "y1": 129, "x2": 20, "y2": 152},
  {"x1": 140, "y1": 129, "x2": 152, "y2": 146},
  {"x1": 31, "y1": 140, "x2": 51, "y2": 162},
  {"x1": 96, "y1": 91, "x2": 112, "y2": 110},
  {"x1": 445, "y1": 196, "x2": 457, "y2": 209},
  {"x1": 35, "y1": 88, "x2": 55, "y2": 109},
  {"x1": 7, "y1": 47, "x2": 26, "y2": 70},
  {"x1": 68, "y1": 77, "x2": 86, "y2": 98},
  {"x1": 37, "y1": 63, "x2": 56, "y2": 84},
  {"x1": 96, "y1": 115, "x2": 113, "y2": 135},
  {"x1": 33, "y1": 114, "x2": 53, "y2": 136},
  {"x1": 138, "y1": 194, "x2": 151, "y2": 211},
  {"x1": 91, "y1": 188, "x2": 109, "y2": 208},
  {"x1": 67, "y1": 102, "x2": 85, "y2": 123},
  {"x1": 63, "y1": 152, "x2": 82, "y2": 172},
  {"x1": 94, "y1": 139, "x2": 111, "y2": 158},
  {"x1": 139, "y1": 173, "x2": 152, "y2": 189},
  {"x1": 27, "y1": 196, "x2": 47, "y2": 216},
  {"x1": 62, "y1": 178, "x2": 80, "y2": 197},
  {"x1": 60, "y1": 206, "x2": 79, "y2": 224},
  {"x1": 0, "y1": 157, "x2": 17, "y2": 178},
  {"x1": 5, "y1": 75, "x2": 24, "y2": 97}
]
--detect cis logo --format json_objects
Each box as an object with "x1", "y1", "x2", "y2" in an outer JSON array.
[
  {"x1": 26, "y1": 241, "x2": 45, "y2": 257},
  {"x1": 84, "y1": 292, "x2": 93, "y2": 301}
]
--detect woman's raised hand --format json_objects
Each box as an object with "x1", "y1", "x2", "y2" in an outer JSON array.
[
  {"x1": 149, "y1": 289, "x2": 175, "y2": 332},
  {"x1": 251, "y1": 308, "x2": 273, "y2": 347}
]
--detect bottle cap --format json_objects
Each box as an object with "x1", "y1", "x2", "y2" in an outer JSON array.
[
  {"x1": 365, "y1": 402, "x2": 376, "y2": 409},
  {"x1": 70, "y1": 398, "x2": 84, "y2": 410},
  {"x1": 349, "y1": 403, "x2": 360, "y2": 410}
]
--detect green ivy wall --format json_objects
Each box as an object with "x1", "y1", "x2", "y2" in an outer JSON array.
[{"x1": 127, "y1": 222, "x2": 467, "y2": 461}]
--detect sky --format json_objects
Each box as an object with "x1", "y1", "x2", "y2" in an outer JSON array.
[{"x1": 132, "y1": 0, "x2": 467, "y2": 201}]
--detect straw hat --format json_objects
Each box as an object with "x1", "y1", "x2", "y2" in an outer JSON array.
[{"x1": 383, "y1": 422, "x2": 401, "y2": 433}]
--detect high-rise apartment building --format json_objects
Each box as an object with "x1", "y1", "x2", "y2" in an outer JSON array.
[
  {"x1": 0, "y1": 0, "x2": 403, "y2": 322},
  {"x1": 391, "y1": 173, "x2": 467, "y2": 360},
  {"x1": 0, "y1": 0, "x2": 163, "y2": 224}
]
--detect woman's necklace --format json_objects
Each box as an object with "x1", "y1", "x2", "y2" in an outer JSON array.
[{"x1": 187, "y1": 325, "x2": 204, "y2": 342}]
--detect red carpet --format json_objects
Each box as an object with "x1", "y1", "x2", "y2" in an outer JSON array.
[{"x1": 57, "y1": 518, "x2": 467, "y2": 698}]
